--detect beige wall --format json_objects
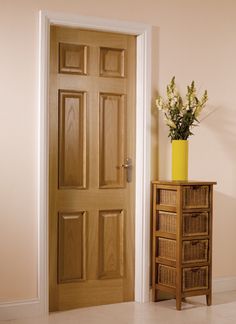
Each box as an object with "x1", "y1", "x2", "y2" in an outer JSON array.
[{"x1": 0, "y1": 0, "x2": 236, "y2": 301}]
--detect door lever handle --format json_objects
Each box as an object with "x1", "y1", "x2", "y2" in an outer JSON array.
[
  {"x1": 121, "y1": 163, "x2": 130, "y2": 168},
  {"x1": 121, "y1": 158, "x2": 132, "y2": 182}
]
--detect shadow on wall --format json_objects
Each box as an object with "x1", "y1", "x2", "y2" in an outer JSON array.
[
  {"x1": 212, "y1": 190, "x2": 236, "y2": 277},
  {"x1": 193, "y1": 104, "x2": 236, "y2": 277},
  {"x1": 188, "y1": 102, "x2": 236, "y2": 184},
  {"x1": 202, "y1": 105, "x2": 236, "y2": 163}
]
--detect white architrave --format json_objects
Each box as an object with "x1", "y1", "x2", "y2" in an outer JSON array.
[{"x1": 0, "y1": 11, "x2": 152, "y2": 320}]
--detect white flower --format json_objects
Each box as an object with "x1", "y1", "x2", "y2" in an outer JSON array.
[
  {"x1": 194, "y1": 105, "x2": 203, "y2": 117},
  {"x1": 155, "y1": 97, "x2": 164, "y2": 110},
  {"x1": 164, "y1": 118, "x2": 176, "y2": 129},
  {"x1": 170, "y1": 99, "x2": 176, "y2": 108},
  {"x1": 154, "y1": 77, "x2": 208, "y2": 140},
  {"x1": 185, "y1": 104, "x2": 190, "y2": 111}
]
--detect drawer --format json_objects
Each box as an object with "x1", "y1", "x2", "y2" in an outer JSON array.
[
  {"x1": 183, "y1": 212, "x2": 209, "y2": 236},
  {"x1": 158, "y1": 264, "x2": 176, "y2": 288},
  {"x1": 157, "y1": 238, "x2": 176, "y2": 261},
  {"x1": 157, "y1": 238, "x2": 208, "y2": 263},
  {"x1": 157, "y1": 211, "x2": 176, "y2": 234},
  {"x1": 183, "y1": 266, "x2": 208, "y2": 291},
  {"x1": 157, "y1": 189, "x2": 177, "y2": 206},
  {"x1": 183, "y1": 186, "x2": 209, "y2": 209},
  {"x1": 182, "y1": 240, "x2": 208, "y2": 263},
  {"x1": 158, "y1": 265, "x2": 209, "y2": 291}
]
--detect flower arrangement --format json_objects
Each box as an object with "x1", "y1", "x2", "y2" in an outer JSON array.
[{"x1": 156, "y1": 77, "x2": 208, "y2": 140}]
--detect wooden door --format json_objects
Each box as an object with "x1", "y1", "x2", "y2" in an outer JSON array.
[{"x1": 49, "y1": 26, "x2": 136, "y2": 311}]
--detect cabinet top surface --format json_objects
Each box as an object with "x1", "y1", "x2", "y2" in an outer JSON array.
[{"x1": 152, "y1": 180, "x2": 217, "y2": 186}]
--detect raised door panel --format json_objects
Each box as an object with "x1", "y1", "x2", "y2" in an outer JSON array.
[
  {"x1": 99, "y1": 93, "x2": 125, "y2": 188},
  {"x1": 58, "y1": 212, "x2": 86, "y2": 283},
  {"x1": 59, "y1": 90, "x2": 87, "y2": 189},
  {"x1": 100, "y1": 47, "x2": 125, "y2": 78},
  {"x1": 59, "y1": 43, "x2": 88, "y2": 75},
  {"x1": 98, "y1": 210, "x2": 124, "y2": 279}
]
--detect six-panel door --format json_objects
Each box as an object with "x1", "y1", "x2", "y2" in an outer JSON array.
[{"x1": 49, "y1": 26, "x2": 136, "y2": 311}]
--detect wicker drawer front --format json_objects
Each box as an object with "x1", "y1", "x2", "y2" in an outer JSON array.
[
  {"x1": 157, "y1": 238, "x2": 176, "y2": 260},
  {"x1": 183, "y1": 266, "x2": 208, "y2": 291},
  {"x1": 158, "y1": 211, "x2": 176, "y2": 233},
  {"x1": 158, "y1": 265, "x2": 176, "y2": 288},
  {"x1": 183, "y1": 212, "x2": 209, "y2": 236},
  {"x1": 183, "y1": 186, "x2": 209, "y2": 209},
  {"x1": 182, "y1": 240, "x2": 208, "y2": 263},
  {"x1": 158, "y1": 189, "x2": 176, "y2": 206}
]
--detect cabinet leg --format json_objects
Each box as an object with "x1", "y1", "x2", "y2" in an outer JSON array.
[
  {"x1": 176, "y1": 296, "x2": 182, "y2": 310},
  {"x1": 206, "y1": 293, "x2": 212, "y2": 306}
]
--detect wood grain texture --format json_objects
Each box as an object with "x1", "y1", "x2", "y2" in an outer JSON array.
[
  {"x1": 58, "y1": 212, "x2": 86, "y2": 283},
  {"x1": 152, "y1": 181, "x2": 217, "y2": 186},
  {"x1": 99, "y1": 93, "x2": 125, "y2": 188},
  {"x1": 98, "y1": 210, "x2": 124, "y2": 279},
  {"x1": 152, "y1": 181, "x2": 216, "y2": 310},
  {"x1": 58, "y1": 90, "x2": 86, "y2": 189},
  {"x1": 100, "y1": 47, "x2": 125, "y2": 78},
  {"x1": 207, "y1": 185, "x2": 214, "y2": 306},
  {"x1": 176, "y1": 186, "x2": 182, "y2": 310},
  {"x1": 152, "y1": 184, "x2": 157, "y2": 301},
  {"x1": 59, "y1": 43, "x2": 87, "y2": 75},
  {"x1": 49, "y1": 26, "x2": 136, "y2": 311}
]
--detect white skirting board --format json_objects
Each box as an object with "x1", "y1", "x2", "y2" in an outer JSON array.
[
  {"x1": 212, "y1": 277, "x2": 236, "y2": 293},
  {"x1": 1, "y1": 277, "x2": 236, "y2": 321},
  {"x1": 0, "y1": 298, "x2": 44, "y2": 321}
]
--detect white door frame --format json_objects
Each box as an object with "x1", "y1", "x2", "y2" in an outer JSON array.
[{"x1": 38, "y1": 10, "x2": 152, "y2": 314}]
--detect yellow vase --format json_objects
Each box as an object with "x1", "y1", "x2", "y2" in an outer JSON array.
[{"x1": 172, "y1": 140, "x2": 188, "y2": 181}]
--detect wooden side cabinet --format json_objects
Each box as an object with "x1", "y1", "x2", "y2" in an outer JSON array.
[{"x1": 152, "y1": 181, "x2": 216, "y2": 310}]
